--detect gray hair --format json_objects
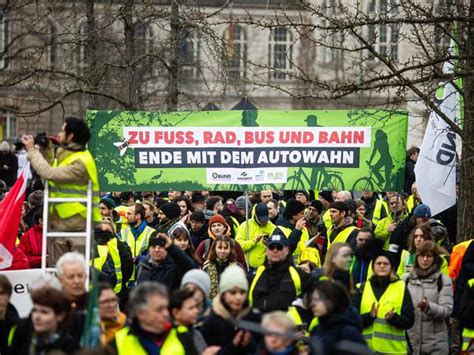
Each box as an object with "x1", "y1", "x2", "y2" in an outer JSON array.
[
  {"x1": 262, "y1": 311, "x2": 296, "y2": 332},
  {"x1": 128, "y1": 282, "x2": 168, "y2": 319},
  {"x1": 56, "y1": 252, "x2": 86, "y2": 279}
]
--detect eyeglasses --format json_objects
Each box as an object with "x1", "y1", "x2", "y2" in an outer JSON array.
[
  {"x1": 268, "y1": 244, "x2": 284, "y2": 251},
  {"x1": 99, "y1": 298, "x2": 118, "y2": 306}
]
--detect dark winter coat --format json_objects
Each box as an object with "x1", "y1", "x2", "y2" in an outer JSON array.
[
  {"x1": 0, "y1": 303, "x2": 19, "y2": 355},
  {"x1": 7, "y1": 317, "x2": 79, "y2": 355},
  {"x1": 250, "y1": 255, "x2": 310, "y2": 313},
  {"x1": 190, "y1": 222, "x2": 209, "y2": 248},
  {"x1": 136, "y1": 244, "x2": 196, "y2": 291},
  {"x1": 454, "y1": 241, "x2": 474, "y2": 316},
  {"x1": 200, "y1": 295, "x2": 261, "y2": 355},
  {"x1": 310, "y1": 308, "x2": 368, "y2": 355},
  {"x1": 0, "y1": 152, "x2": 18, "y2": 187},
  {"x1": 404, "y1": 158, "x2": 417, "y2": 195}
]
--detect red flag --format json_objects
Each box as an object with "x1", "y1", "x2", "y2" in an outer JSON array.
[{"x1": 0, "y1": 162, "x2": 29, "y2": 269}]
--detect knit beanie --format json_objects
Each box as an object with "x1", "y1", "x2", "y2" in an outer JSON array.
[
  {"x1": 371, "y1": 250, "x2": 394, "y2": 270},
  {"x1": 100, "y1": 197, "x2": 115, "y2": 210},
  {"x1": 28, "y1": 190, "x2": 44, "y2": 208},
  {"x1": 284, "y1": 198, "x2": 306, "y2": 220},
  {"x1": 208, "y1": 213, "x2": 227, "y2": 227},
  {"x1": 235, "y1": 196, "x2": 252, "y2": 211},
  {"x1": 296, "y1": 190, "x2": 310, "y2": 201},
  {"x1": 181, "y1": 269, "x2": 211, "y2": 298},
  {"x1": 160, "y1": 202, "x2": 181, "y2": 220},
  {"x1": 319, "y1": 191, "x2": 334, "y2": 203},
  {"x1": 219, "y1": 264, "x2": 249, "y2": 294},
  {"x1": 308, "y1": 200, "x2": 323, "y2": 214}
]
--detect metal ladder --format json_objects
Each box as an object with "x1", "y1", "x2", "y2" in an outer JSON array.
[{"x1": 41, "y1": 180, "x2": 93, "y2": 288}]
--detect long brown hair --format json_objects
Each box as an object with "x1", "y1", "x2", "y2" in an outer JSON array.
[
  {"x1": 408, "y1": 223, "x2": 433, "y2": 253},
  {"x1": 323, "y1": 243, "x2": 354, "y2": 293},
  {"x1": 207, "y1": 236, "x2": 237, "y2": 263}
]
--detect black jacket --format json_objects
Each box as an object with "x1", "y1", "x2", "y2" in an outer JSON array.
[
  {"x1": 0, "y1": 303, "x2": 19, "y2": 354},
  {"x1": 388, "y1": 216, "x2": 417, "y2": 270},
  {"x1": 136, "y1": 244, "x2": 196, "y2": 291},
  {"x1": 201, "y1": 297, "x2": 261, "y2": 355},
  {"x1": 353, "y1": 276, "x2": 415, "y2": 330},
  {"x1": 0, "y1": 152, "x2": 18, "y2": 187},
  {"x1": 310, "y1": 308, "x2": 367, "y2": 355},
  {"x1": 250, "y1": 255, "x2": 310, "y2": 313},
  {"x1": 190, "y1": 222, "x2": 209, "y2": 249},
  {"x1": 404, "y1": 158, "x2": 416, "y2": 195},
  {"x1": 7, "y1": 317, "x2": 79, "y2": 355},
  {"x1": 454, "y1": 241, "x2": 474, "y2": 316}
]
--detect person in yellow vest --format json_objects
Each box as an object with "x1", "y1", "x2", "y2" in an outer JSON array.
[
  {"x1": 460, "y1": 278, "x2": 474, "y2": 353},
  {"x1": 93, "y1": 221, "x2": 133, "y2": 296},
  {"x1": 109, "y1": 282, "x2": 193, "y2": 354},
  {"x1": 327, "y1": 201, "x2": 359, "y2": 250},
  {"x1": 375, "y1": 193, "x2": 408, "y2": 249},
  {"x1": 273, "y1": 198, "x2": 321, "y2": 266},
  {"x1": 353, "y1": 251, "x2": 414, "y2": 354},
  {"x1": 406, "y1": 182, "x2": 421, "y2": 214},
  {"x1": 318, "y1": 191, "x2": 334, "y2": 230},
  {"x1": 249, "y1": 234, "x2": 311, "y2": 313},
  {"x1": 115, "y1": 192, "x2": 136, "y2": 229},
  {"x1": 118, "y1": 203, "x2": 156, "y2": 288},
  {"x1": 235, "y1": 203, "x2": 276, "y2": 270},
  {"x1": 287, "y1": 286, "x2": 319, "y2": 335},
  {"x1": 23, "y1": 117, "x2": 101, "y2": 265},
  {"x1": 371, "y1": 192, "x2": 398, "y2": 226}
]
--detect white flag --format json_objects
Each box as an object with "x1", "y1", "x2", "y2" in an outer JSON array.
[{"x1": 415, "y1": 41, "x2": 460, "y2": 216}]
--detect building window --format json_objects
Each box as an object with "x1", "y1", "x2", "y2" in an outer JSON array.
[
  {"x1": 180, "y1": 28, "x2": 200, "y2": 80},
  {"x1": 319, "y1": 1, "x2": 341, "y2": 65},
  {"x1": 0, "y1": 110, "x2": 16, "y2": 140},
  {"x1": 367, "y1": 0, "x2": 400, "y2": 62},
  {"x1": 135, "y1": 22, "x2": 153, "y2": 58},
  {"x1": 0, "y1": 10, "x2": 10, "y2": 70},
  {"x1": 224, "y1": 24, "x2": 246, "y2": 79},
  {"x1": 268, "y1": 27, "x2": 293, "y2": 80}
]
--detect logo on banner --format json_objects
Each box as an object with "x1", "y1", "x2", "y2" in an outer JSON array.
[{"x1": 206, "y1": 168, "x2": 288, "y2": 185}]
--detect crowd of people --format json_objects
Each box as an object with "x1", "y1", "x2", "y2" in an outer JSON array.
[
  {"x1": 2, "y1": 185, "x2": 474, "y2": 355},
  {"x1": 0, "y1": 118, "x2": 472, "y2": 355}
]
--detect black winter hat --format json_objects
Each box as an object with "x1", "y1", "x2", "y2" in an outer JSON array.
[
  {"x1": 371, "y1": 250, "x2": 394, "y2": 270},
  {"x1": 284, "y1": 198, "x2": 306, "y2": 220},
  {"x1": 308, "y1": 200, "x2": 324, "y2": 214},
  {"x1": 319, "y1": 191, "x2": 334, "y2": 203},
  {"x1": 160, "y1": 202, "x2": 181, "y2": 220}
]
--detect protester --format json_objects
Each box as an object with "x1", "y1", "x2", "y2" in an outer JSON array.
[
  {"x1": 23, "y1": 118, "x2": 101, "y2": 264},
  {"x1": 295, "y1": 190, "x2": 310, "y2": 206},
  {"x1": 460, "y1": 275, "x2": 474, "y2": 353},
  {"x1": 23, "y1": 189, "x2": 43, "y2": 229},
  {"x1": 204, "y1": 235, "x2": 245, "y2": 298},
  {"x1": 0, "y1": 276, "x2": 19, "y2": 355},
  {"x1": 110, "y1": 282, "x2": 192, "y2": 354},
  {"x1": 195, "y1": 213, "x2": 247, "y2": 268},
  {"x1": 189, "y1": 210, "x2": 209, "y2": 248},
  {"x1": 249, "y1": 234, "x2": 311, "y2": 312},
  {"x1": 181, "y1": 269, "x2": 212, "y2": 318},
  {"x1": 142, "y1": 201, "x2": 159, "y2": 229},
  {"x1": 236, "y1": 203, "x2": 276, "y2": 270},
  {"x1": 136, "y1": 232, "x2": 196, "y2": 291},
  {"x1": 56, "y1": 252, "x2": 88, "y2": 342},
  {"x1": 309, "y1": 280, "x2": 367, "y2": 355},
  {"x1": 402, "y1": 241, "x2": 453, "y2": 355},
  {"x1": 359, "y1": 191, "x2": 378, "y2": 222},
  {"x1": 266, "y1": 199, "x2": 280, "y2": 225},
  {"x1": 354, "y1": 251, "x2": 414, "y2": 354},
  {"x1": 18, "y1": 212, "x2": 43, "y2": 268},
  {"x1": 7, "y1": 286, "x2": 78, "y2": 354},
  {"x1": 374, "y1": 193, "x2": 408, "y2": 249},
  {"x1": 201, "y1": 264, "x2": 261, "y2": 354},
  {"x1": 0, "y1": 141, "x2": 18, "y2": 187},
  {"x1": 287, "y1": 287, "x2": 318, "y2": 335},
  {"x1": 327, "y1": 201, "x2": 359, "y2": 250},
  {"x1": 157, "y1": 201, "x2": 182, "y2": 232},
  {"x1": 169, "y1": 221, "x2": 200, "y2": 266},
  {"x1": 93, "y1": 222, "x2": 133, "y2": 295},
  {"x1": 349, "y1": 228, "x2": 381, "y2": 285},
  {"x1": 322, "y1": 242, "x2": 354, "y2": 292},
  {"x1": 259, "y1": 311, "x2": 301, "y2": 354},
  {"x1": 404, "y1": 146, "x2": 420, "y2": 195},
  {"x1": 235, "y1": 195, "x2": 253, "y2": 222},
  {"x1": 353, "y1": 199, "x2": 372, "y2": 229},
  {"x1": 99, "y1": 282, "x2": 126, "y2": 347}
]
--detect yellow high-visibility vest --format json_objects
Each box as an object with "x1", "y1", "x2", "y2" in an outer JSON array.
[{"x1": 93, "y1": 238, "x2": 123, "y2": 294}]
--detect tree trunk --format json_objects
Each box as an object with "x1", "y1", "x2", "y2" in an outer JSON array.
[{"x1": 457, "y1": 1, "x2": 474, "y2": 242}]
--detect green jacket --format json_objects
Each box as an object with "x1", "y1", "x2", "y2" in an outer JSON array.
[{"x1": 235, "y1": 206, "x2": 276, "y2": 269}]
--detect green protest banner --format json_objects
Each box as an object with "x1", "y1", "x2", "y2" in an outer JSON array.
[{"x1": 88, "y1": 109, "x2": 408, "y2": 192}]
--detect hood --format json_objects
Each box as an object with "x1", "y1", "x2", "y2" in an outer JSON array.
[
  {"x1": 211, "y1": 293, "x2": 251, "y2": 322},
  {"x1": 167, "y1": 220, "x2": 190, "y2": 238}
]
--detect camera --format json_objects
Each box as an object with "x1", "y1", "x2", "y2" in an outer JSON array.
[{"x1": 14, "y1": 132, "x2": 50, "y2": 150}]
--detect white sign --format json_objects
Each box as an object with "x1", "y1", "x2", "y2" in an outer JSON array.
[
  {"x1": 3, "y1": 269, "x2": 45, "y2": 317},
  {"x1": 206, "y1": 167, "x2": 288, "y2": 185}
]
